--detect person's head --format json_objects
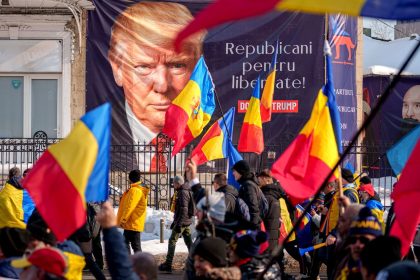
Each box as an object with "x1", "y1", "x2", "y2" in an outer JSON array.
[
  {"x1": 173, "y1": 175, "x2": 184, "y2": 189},
  {"x1": 129, "y1": 169, "x2": 141, "y2": 183},
  {"x1": 360, "y1": 236, "x2": 401, "y2": 280},
  {"x1": 257, "y1": 169, "x2": 273, "y2": 186},
  {"x1": 12, "y1": 247, "x2": 67, "y2": 280},
  {"x1": 348, "y1": 207, "x2": 383, "y2": 262},
  {"x1": 193, "y1": 237, "x2": 227, "y2": 277},
  {"x1": 228, "y1": 230, "x2": 267, "y2": 264},
  {"x1": 359, "y1": 175, "x2": 371, "y2": 186},
  {"x1": 337, "y1": 204, "x2": 364, "y2": 238},
  {"x1": 26, "y1": 209, "x2": 57, "y2": 250},
  {"x1": 212, "y1": 173, "x2": 227, "y2": 190},
  {"x1": 402, "y1": 85, "x2": 420, "y2": 122},
  {"x1": 196, "y1": 192, "x2": 226, "y2": 223},
  {"x1": 358, "y1": 184, "x2": 375, "y2": 203},
  {"x1": 232, "y1": 160, "x2": 251, "y2": 181},
  {"x1": 131, "y1": 252, "x2": 157, "y2": 280},
  {"x1": 108, "y1": 1, "x2": 204, "y2": 133},
  {"x1": 341, "y1": 168, "x2": 354, "y2": 185},
  {"x1": 8, "y1": 166, "x2": 21, "y2": 180},
  {"x1": 323, "y1": 181, "x2": 337, "y2": 194},
  {"x1": 376, "y1": 261, "x2": 420, "y2": 280}
]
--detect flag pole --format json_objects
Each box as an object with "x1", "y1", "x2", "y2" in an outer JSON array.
[{"x1": 258, "y1": 34, "x2": 420, "y2": 280}]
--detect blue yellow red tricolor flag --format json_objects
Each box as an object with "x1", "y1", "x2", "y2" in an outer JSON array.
[
  {"x1": 22, "y1": 103, "x2": 111, "y2": 241},
  {"x1": 390, "y1": 138, "x2": 420, "y2": 256},
  {"x1": 162, "y1": 56, "x2": 216, "y2": 156},
  {"x1": 238, "y1": 77, "x2": 264, "y2": 154},
  {"x1": 271, "y1": 43, "x2": 341, "y2": 205},
  {"x1": 174, "y1": 0, "x2": 420, "y2": 50},
  {"x1": 386, "y1": 125, "x2": 420, "y2": 177},
  {"x1": 261, "y1": 43, "x2": 278, "y2": 123},
  {"x1": 190, "y1": 107, "x2": 236, "y2": 165}
]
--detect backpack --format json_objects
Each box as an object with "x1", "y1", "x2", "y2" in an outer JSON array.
[
  {"x1": 226, "y1": 192, "x2": 250, "y2": 222},
  {"x1": 188, "y1": 190, "x2": 196, "y2": 218},
  {"x1": 256, "y1": 187, "x2": 269, "y2": 220}
]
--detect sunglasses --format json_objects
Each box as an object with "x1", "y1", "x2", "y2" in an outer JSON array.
[{"x1": 348, "y1": 236, "x2": 371, "y2": 245}]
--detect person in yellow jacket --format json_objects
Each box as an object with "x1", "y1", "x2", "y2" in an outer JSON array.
[{"x1": 117, "y1": 169, "x2": 149, "y2": 253}]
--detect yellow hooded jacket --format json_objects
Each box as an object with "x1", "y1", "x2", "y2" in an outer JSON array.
[
  {"x1": 0, "y1": 182, "x2": 26, "y2": 229},
  {"x1": 117, "y1": 181, "x2": 149, "y2": 232}
]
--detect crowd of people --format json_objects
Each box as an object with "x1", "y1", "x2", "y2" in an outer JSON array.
[{"x1": 1, "y1": 161, "x2": 420, "y2": 280}]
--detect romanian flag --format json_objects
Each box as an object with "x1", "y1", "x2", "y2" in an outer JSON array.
[
  {"x1": 386, "y1": 125, "x2": 420, "y2": 177},
  {"x1": 238, "y1": 77, "x2": 264, "y2": 154},
  {"x1": 190, "y1": 107, "x2": 235, "y2": 166},
  {"x1": 22, "y1": 103, "x2": 111, "y2": 241},
  {"x1": 295, "y1": 204, "x2": 313, "y2": 248},
  {"x1": 271, "y1": 45, "x2": 340, "y2": 205},
  {"x1": 390, "y1": 139, "x2": 420, "y2": 256},
  {"x1": 163, "y1": 56, "x2": 215, "y2": 156},
  {"x1": 261, "y1": 43, "x2": 278, "y2": 123},
  {"x1": 174, "y1": 0, "x2": 420, "y2": 50}
]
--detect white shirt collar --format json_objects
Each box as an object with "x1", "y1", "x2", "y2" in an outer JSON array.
[{"x1": 125, "y1": 100, "x2": 157, "y2": 144}]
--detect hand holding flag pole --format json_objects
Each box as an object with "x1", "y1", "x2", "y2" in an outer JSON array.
[
  {"x1": 299, "y1": 242, "x2": 327, "y2": 256},
  {"x1": 258, "y1": 39, "x2": 420, "y2": 280}
]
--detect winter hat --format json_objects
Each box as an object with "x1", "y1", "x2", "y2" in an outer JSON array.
[
  {"x1": 232, "y1": 160, "x2": 250, "y2": 176},
  {"x1": 173, "y1": 175, "x2": 185, "y2": 185},
  {"x1": 193, "y1": 237, "x2": 227, "y2": 267},
  {"x1": 196, "y1": 192, "x2": 226, "y2": 222},
  {"x1": 231, "y1": 230, "x2": 267, "y2": 258},
  {"x1": 27, "y1": 209, "x2": 57, "y2": 245},
  {"x1": 376, "y1": 261, "x2": 420, "y2": 280},
  {"x1": 359, "y1": 176, "x2": 371, "y2": 185},
  {"x1": 349, "y1": 207, "x2": 382, "y2": 237},
  {"x1": 342, "y1": 168, "x2": 354, "y2": 183},
  {"x1": 0, "y1": 227, "x2": 30, "y2": 257},
  {"x1": 359, "y1": 184, "x2": 375, "y2": 197},
  {"x1": 12, "y1": 247, "x2": 68, "y2": 277}
]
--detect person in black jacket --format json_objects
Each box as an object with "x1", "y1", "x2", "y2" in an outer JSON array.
[
  {"x1": 232, "y1": 160, "x2": 261, "y2": 229},
  {"x1": 159, "y1": 175, "x2": 193, "y2": 273},
  {"x1": 256, "y1": 169, "x2": 281, "y2": 252},
  {"x1": 213, "y1": 173, "x2": 243, "y2": 223}
]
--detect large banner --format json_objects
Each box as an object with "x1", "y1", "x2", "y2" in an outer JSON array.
[
  {"x1": 86, "y1": 0, "x2": 338, "y2": 169},
  {"x1": 363, "y1": 75, "x2": 420, "y2": 146}
]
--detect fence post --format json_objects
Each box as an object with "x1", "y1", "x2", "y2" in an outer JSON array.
[{"x1": 160, "y1": 218, "x2": 164, "y2": 243}]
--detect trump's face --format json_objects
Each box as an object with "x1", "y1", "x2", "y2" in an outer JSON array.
[
  {"x1": 402, "y1": 85, "x2": 420, "y2": 122},
  {"x1": 117, "y1": 44, "x2": 197, "y2": 133}
]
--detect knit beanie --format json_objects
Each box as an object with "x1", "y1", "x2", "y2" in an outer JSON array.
[
  {"x1": 376, "y1": 261, "x2": 420, "y2": 280},
  {"x1": 27, "y1": 209, "x2": 57, "y2": 245},
  {"x1": 193, "y1": 237, "x2": 227, "y2": 267},
  {"x1": 349, "y1": 207, "x2": 382, "y2": 237},
  {"x1": 359, "y1": 184, "x2": 375, "y2": 197},
  {"x1": 342, "y1": 168, "x2": 354, "y2": 183},
  {"x1": 232, "y1": 160, "x2": 250, "y2": 176},
  {"x1": 232, "y1": 230, "x2": 267, "y2": 258},
  {"x1": 196, "y1": 192, "x2": 226, "y2": 222}
]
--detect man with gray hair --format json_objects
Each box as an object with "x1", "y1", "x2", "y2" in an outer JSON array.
[{"x1": 159, "y1": 175, "x2": 193, "y2": 273}]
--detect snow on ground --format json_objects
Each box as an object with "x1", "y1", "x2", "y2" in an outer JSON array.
[{"x1": 113, "y1": 207, "x2": 190, "y2": 255}]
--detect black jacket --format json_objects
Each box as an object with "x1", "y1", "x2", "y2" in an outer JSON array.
[
  {"x1": 191, "y1": 183, "x2": 205, "y2": 204},
  {"x1": 216, "y1": 184, "x2": 239, "y2": 223},
  {"x1": 172, "y1": 184, "x2": 193, "y2": 229},
  {"x1": 261, "y1": 184, "x2": 282, "y2": 251},
  {"x1": 238, "y1": 174, "x2": 261, "y2": 229}
]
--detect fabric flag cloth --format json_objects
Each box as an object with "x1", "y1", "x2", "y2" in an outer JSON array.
[
  {"x1": 386, "y1": 125, "x2": 420, "y2": 177},
  {"x1": 389, "y1": 138, "x2": 420, "y2": 256},
  {"x1": 295, "y1": 204, "x2": 313, "y2": 248},
  {"x1": 190, "y1": 107, "x2": 235, "y2": 166},
  {"x1": 174, "y1": 0, "x2": 420, "y2": 50},
  {"x1": 238, "y1": 77, "x2": 264, "y2": 154},
  {"x1": 260, "y1": 41, "x2": 278, "y2": 123},
  {"x1": 271, "y1": 48, "x2": 341, "y2": 205},
  {"x1": 22, "y1": 103, "x2": 111, "y2": 241},
  {"x1": 227, "y1": 141, "x2": 243, "y2": 189},
  {"x1": 162, "y1": 56, "x2": 216, "y2": 156}
]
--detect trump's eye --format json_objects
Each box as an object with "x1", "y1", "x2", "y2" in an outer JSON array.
[
  {"x1": 168, "y1": 63, "x2": 187, "y2": 75},
  {"x1": 134, "y1": 64, "x2": 153, "y2": 75}
]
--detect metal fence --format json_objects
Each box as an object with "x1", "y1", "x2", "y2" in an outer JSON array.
[{"x1": 0, "y1": 132, "x2": 396, "y2": 210}]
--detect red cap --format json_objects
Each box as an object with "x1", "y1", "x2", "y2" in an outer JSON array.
[{"x1": 359, "y1": 184, "x2": 375, "y2": 197}]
